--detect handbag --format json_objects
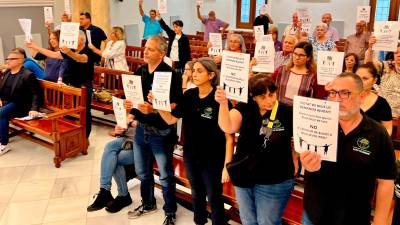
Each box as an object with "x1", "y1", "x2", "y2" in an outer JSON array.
[{"x1": 226, "y1": 101, "x2": 279, "y2": 188}]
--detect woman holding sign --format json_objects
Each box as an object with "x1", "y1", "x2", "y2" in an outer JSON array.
[
  {"x1": 149, "y1": 58, "x2": 233, "y2": 225},
  {"x1": 216, "y1": 74, "x2": 296, "y2": 225},
  {"x1": 211, "y1": 33, "x2": 246, "y2": 64},
  {"x1": 88, "y1": 26, "x2": 129, "y2": 71}
]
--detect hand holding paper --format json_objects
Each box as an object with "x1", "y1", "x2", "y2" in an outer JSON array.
[{"x1": 18, "y1": 18, "x2": 32, "y2": 43}]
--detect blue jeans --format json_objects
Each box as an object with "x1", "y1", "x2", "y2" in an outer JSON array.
[
  {"x1": 100, "y1": 137, "x2": 134, "y2": 196},
  {"x1": 85, "y1": 81, "x2": 93, "y2": 138},
  {"x1": 133, "y1": 123, "x2": 177, "y2": 215},
  {"x1": 235, "y1": 179, "x2": 295, "y2": 225},
  {"x1": 301, "y1": 210, "x2": 314, "y2": 225},
  {"x1": 0, "y1": 102, "x2": 18, "y2": 145}
]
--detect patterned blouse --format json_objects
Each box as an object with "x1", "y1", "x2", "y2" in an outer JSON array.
[
  {"x1": 308, "y1": 36, "x2": 336, "y2": 61},
  {"x1": 378, "y1": 61, "x2": 400, "y2": 117}
]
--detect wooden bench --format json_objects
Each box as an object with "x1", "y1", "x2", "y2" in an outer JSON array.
[
  {"x1": 10, "y1": 80, "x2": 87, "y2": 168},
  {"x1": 92, "y1": 66, "x2": 133, "y2": 116},
  {"x1": 190, "y1": 46, "x2": 209, "y2": 59},
  {"x1": 126, "y1": 56, "x2": 146, "y2": 72},
  {"x1": 189, "y1": 40, "x2": 208, "y2": 47},
  {"x1": 125, "y1": 46, "x2": 145, "y2": 58}
]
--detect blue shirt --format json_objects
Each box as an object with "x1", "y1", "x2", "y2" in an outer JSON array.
[
  {"x1": 142, "y1": 15, "x2": 163, "y2": 40},
  {"x1": 24, "y1": 58, "x2": 45, "y2": 79},
  {"x1": 34, "y1": 52, "x2": 68, "y2": 82}
]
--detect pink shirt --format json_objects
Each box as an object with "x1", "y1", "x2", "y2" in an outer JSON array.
[{"x1": 202, "y1": 18, "x2": 226, "y2": 41}]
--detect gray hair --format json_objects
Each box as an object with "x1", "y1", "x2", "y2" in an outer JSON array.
[
  {"x1": 337, "y1": 72, "x2": 364, "y2": 92},
  {"x1": 225, "y1": 33, "x2": 247, "y2": 53},
  {"x1": 193, "y1": 57, "x2": 220, "y2": 86},
  {"x1": 79, "y1": 30, "x2": 86, "y2": 43},
  {"x1": 316, "y1": 23, "x2": 328, "y2": 32},
  {"x1": 147, "y1": 35, "x2": 168, "y2": 54}
]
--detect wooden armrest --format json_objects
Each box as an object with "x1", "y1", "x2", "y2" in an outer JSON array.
[{"x1": 46, "y1": 107, "x2": 86, "y2": 119}]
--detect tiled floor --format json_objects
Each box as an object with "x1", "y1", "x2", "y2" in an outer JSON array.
[{"x1": 0, "y1": 122, "x2": 240, "y2": 225}]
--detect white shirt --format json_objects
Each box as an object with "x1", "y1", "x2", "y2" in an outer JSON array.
[
  {"x1": 170, "y1": 34, "x2": 181, "y2": 62},
  {"x1": 102, "y1": 40, "x2": 129, "y2": 71}
]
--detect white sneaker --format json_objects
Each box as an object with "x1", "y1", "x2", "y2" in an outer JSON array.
[{"x1": 0, "y1": 145, "x2": 11, "y2": 155}]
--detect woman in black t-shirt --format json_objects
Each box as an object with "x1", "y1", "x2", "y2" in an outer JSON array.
[
  {"x1": 149, "y1": 58, "x2": 233, "y2": 225},
  {"x1": 356, "y1": 63, "x2": 392, "y2": 135},
  {"x1": 216, "y1": 74, "x2": 296, "y2": 225}
]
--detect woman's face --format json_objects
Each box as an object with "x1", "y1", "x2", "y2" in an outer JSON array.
[
  {"x1": 192, "y1": 62, "x2": 213, "y2": 87},
  {"x1": 356, "y1": 67, "x2": 376, "y2": 91},
  {"x1": 110, "y1": 32, "x2": 117, "y2": 41},
  {"x1": 292, "y1": 48, "x2": 308, "y2": 67},
  {"x1": 316, "y1": 26, "x2": 326, "y2": 38},
  {"x1": 271, "y1": 32, "x2": 277, "y2": 42},
  {"x1": 49, "y1": 33, "x2": 59, "y2": 49},
  {"x1": 345, "y1": 55, "x2": 356, "y2": 70},
  {"x1": 253, "y1": 91, "x2": 277, "y2": 111},
  {"x1": 228, "y1": 36, "x2": 241, "y2": 52},
  {"x1": 184, "y1": 64, "x2": 193, "y2": 78}
]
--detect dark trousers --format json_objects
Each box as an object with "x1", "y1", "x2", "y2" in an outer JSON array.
[
  {"x1": 0, "y1": 102, "x2": 17, "y2": 145},
  {"x1": 85, "y1": 81, "x2": 93, "y2": 138},
  {"x1": 184, "y1": 153, "x2": 225, "y2": 225}
]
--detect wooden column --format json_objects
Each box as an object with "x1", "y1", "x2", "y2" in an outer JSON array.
[
  {"x1": 71, "y1": 0, "x2": 91, "y2": 22},
  {"x1": 90, "y1": 0, "x2": 111, "y2": 36}
]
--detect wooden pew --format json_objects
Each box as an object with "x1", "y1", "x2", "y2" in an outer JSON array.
[
  {"x1": 126, "y1": 56, "x2": 146, "y2": 72},
  {"x1": 125, "y1": 46, "x2": 145, "y2": 58},
  {"x1": 10, "y1": 80, "x2": 87, "y2": 168},
  {"x1": 190, "y1": 46, "x2": 209, "y2": 59},
  {"x1": 92, "y1": 66, "x2": 133, "y2": 115},
  {"x1": 189, "y1": 40, "x2": 208, "y2": 47}
]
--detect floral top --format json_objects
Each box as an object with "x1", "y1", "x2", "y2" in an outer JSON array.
[
  {"x1": 377, "y1": 61, "x2": 400, "y2": 117},
  {"x1": 308, "y1": 36, "x2": 336, "y2": 61}
]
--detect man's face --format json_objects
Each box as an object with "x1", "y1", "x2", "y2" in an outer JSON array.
[
  {"x1": 143, "y1": 39, "x2": 164, "y2": 65},
  {"x1": 149, "y1": 11, "x2": 156, "y2": 20},
  {"x1": 327, "y1": 77, "x2": 363, "y2": 120},
  {"x1": 355, "y1": 22, "x2": 364, "y2": 34},
  {"x1": 292, "y1": 13, "x2": 299, "y2": 25},
  {"x1": 208, "y1": 11, "x2": 216, "y2": 20},
  {"x1": 322, "y1": 14, "x2": 331, "y2": 25},
  {"x1": 5, "y1": 53, "x2": 24, "y2": 70},
  {"x1": 79, "y1": 15, "x2": 90, "y2": 27}
]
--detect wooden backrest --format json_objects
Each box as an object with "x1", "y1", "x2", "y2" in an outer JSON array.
[
  {"x1": 126, "y1": 56, "x2": 146, "y2": 72},
  {"x1": 190, "y1": 46, "x2": 209, "y2": 57},
  {"x1": 125, "y1": 46, "x2": 145, "y2": 58},
  {"x1": 189, "y1": 40, "x2": 208, "y2": 47},
  {"x1": 186, "y1": 34, "x2": 203, "y2": 40},
  {"x1": 40, "y1": 80, "x2": 86, "y2": 112},
  {"x1": 335, "y1": 39, "x2": 346, "y2": 52},
  {"x1": 93, "y1": 66, "x2": 134, "y2": 92}
]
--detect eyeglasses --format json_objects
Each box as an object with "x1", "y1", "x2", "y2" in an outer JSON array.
[
  {"x1": 5, "y1": 58, "x2": 23, "y2": 61},
  {"x1": 327, "y1": 90, "x2": 352, "y2": 99},
  {"x1": 293, "y1": 52, "x2": 307, "y2": 58},
  {"x1": 229, "y1": 40, "x2": 241, "y2": 43}
]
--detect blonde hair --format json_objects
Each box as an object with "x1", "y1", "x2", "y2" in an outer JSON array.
[{"x1": 112, "y1": 26, "x2": 125, "y2": 40}]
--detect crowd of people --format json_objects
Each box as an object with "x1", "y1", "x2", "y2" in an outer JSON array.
[{"x1": 0, "y1": 2, "x2": 399, "y2": 225}]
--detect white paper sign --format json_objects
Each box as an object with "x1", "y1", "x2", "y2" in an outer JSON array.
[
  {"x1": 373, "y1": 21, "x2": 400, "y2": 52},
  {"x1": 357, "y1": 6, "x2": 371, "y2": 23},
  {"x1": 112, "y1": 96, "x2": 127, "y2": 129},
  {"x1": 259, "y1": 34, "x2": 273, "y2": 42},
  {"x1": 18, "y1": 19, "x2": 32, "y2": 43},
  {"x1": 152, "y1": 72, "x2": 172, "y2": 112},
  {"x1": 253, "y1": 41, "x2": 275, "y2": 73},
  {"x1": 208, "y1": 33, "x2": 223, "y2": 55},
  {"x1": 158, "y1": 0, "x2": 167, "y2": 14},
  {"x1": 122, "y1": 74, "x2": 144, "y2": 109},
  {"x1": 163, "y1": 56, "x2": 173, "y2": 67},
  {"x1": 60, "y1": 22, "x2": 80, "y2": 49},
  {"x1": 44, "y1": 7, "x2": 53, "y2": 23},
  {"x1": 297, "y1": 7, "x2": 312, "y2": 34},
  {"x1": 220, "y1": 50, "x2": 250, "y2": 103},
  {"x1": 64, "y1": 0, "x2": 71, "y2": 15},
  {"x1": 317, "y1": 51, "x2": 345, "y2": 85},
  {"x1": 196, "y1": 0, "x2": 203, "y2": 7},
  {"x1": 260, "y1": 4, "x2": 268, "y2": 15},
  {"x1": 86, "y1": 30, "x2": 92, "y2": 45},
  {"x1": 293, "y1": 96, "x2": 339, "y2": 162},
  {"x1": 254, "y1": 25, "x2": 264, "y2": 42}
]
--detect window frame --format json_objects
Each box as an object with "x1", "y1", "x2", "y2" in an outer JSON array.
[
  {"x1": 370, "y1": 0, "x2": 400, "y2": 30},
  {"x1": 236, "y1": 0, "x2": 267, "y2": 29}
]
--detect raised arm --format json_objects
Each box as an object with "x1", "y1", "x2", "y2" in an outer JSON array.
[
  {"x1": 196, "y1": 5, "x2": 204, "y2": 22},
  {"x1": 26, "y1": 42, "x2": 62, "y2": 59},
  {"x1": 60, "y1": 46, "x2": 88, "y2": 63},
  {"x1": 138, "y1": 0, "x2": 144, "y2": 17},
  {"x1": 215, "y1": 86, "x2": 242, "y2": 134}
]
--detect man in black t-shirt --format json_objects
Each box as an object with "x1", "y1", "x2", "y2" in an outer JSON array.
[
  {"x1": 300, "y1": 72, "x2": 397, "y2": 225},
  {"x1": 124, "y1": 35, "x2": 182, "y2": 225},
  {"x1": 253, "y1": 11, "x2": 274, "y2": 35},
  {"x1": 79, "y1": 12, "x2": 107, "y2": 64}
]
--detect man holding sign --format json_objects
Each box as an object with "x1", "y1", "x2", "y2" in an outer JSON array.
[
  {"x1": 300, "y1": 73, "x2": 397, "y2": 225},
  {"x1": 123, "y1": 36, "x2": 182, "y2": 225},
  {"x1": 79, "y1": 12, "x2": 107, "y2": 64}
]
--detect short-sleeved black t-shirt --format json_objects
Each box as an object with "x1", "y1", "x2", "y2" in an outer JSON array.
[
  {"x1": 81, "y1": 24, "x2": 107, "y2": 63},
  {"x1": 304, "y1": 114, "x2": 397, "y2": 225},
  {"x1": 61, "y1": 47, "x2": 94, "y2": 87},
  {"x1": 172, "y1": 87, "x2": 227, "y2": 163},
  {"x1": 130, "y1": 61, "x2": 183, "y2": 130},
  {"x1": 364, "y1": 95, "x2": 392, "y2": 122},
  {"x1": 253, "y1": 15, "x2": 271, "y2": 34},
  {"x1": 234, "y1": 100, "x2": 294, "y2": 185}
]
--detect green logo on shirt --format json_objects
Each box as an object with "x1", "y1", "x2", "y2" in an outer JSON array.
[
  {"x1": 201, "y1": 107, "x2": 213, "y2": 119},
  {"x1": 353, "y1": 137, "x2": 371, "y2": 155}
]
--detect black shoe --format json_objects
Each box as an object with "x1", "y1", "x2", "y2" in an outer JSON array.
[
  {"x1": 128, "y1": 203, "x2": 158, "y2": 219},
  {"x1": 105, "y1": 193, "x2": 133, "y2": 213},
  {"x1": 87, "y1": 188, "x2": 114, "y2": 212},
  {"x1": 163, "y1": 214, "x2": 176, "y2": 225}
]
